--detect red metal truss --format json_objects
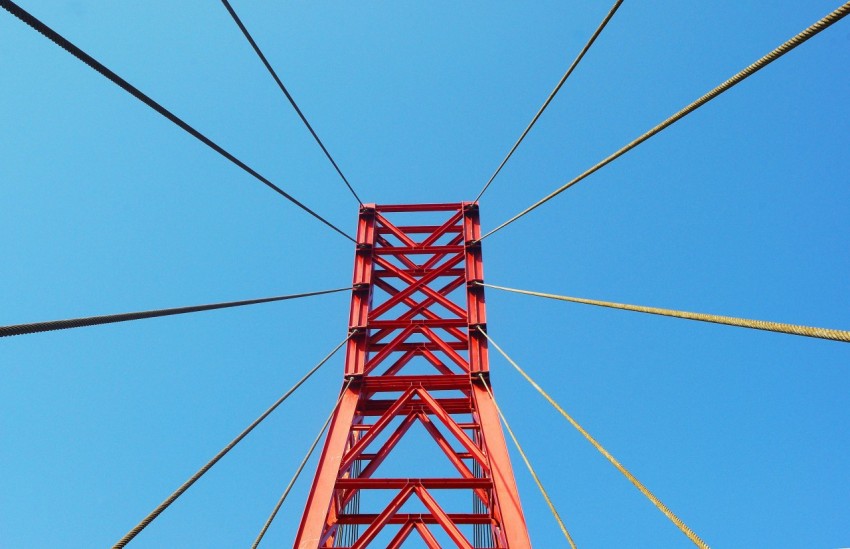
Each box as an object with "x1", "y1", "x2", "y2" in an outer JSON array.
[{"x1": 295, "y1": 203, "x2": 531, "y2": 548}]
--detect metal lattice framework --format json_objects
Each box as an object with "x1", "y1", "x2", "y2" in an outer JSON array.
[{"x1": 296, "y1": 203, "x2": 530, "y2": 548}]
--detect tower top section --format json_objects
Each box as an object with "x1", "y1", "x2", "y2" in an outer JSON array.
[{"x1": 296, "y1": 203, "x2": 531, "y2": 548}]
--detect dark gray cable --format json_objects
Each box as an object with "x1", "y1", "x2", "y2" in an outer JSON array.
[
  {"x1": 0, "y1": 0, "x2": 354, "y2": 242},
  {"x1": 474, "y1": 0, "x2": 624, "y2": 202},
  {"x1": 0, "y1": 288, "x2": 350, "y2": 337},
  {"x1": 112, "y1": 334, "x2": 353, "y2": 548},
  {"x1": 221, "y1": 0, "x2": 364, "y2": 206}
]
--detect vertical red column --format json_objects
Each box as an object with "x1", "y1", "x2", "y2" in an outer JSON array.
[
  {"x1": 295, "y1": 204, "x2": 531, "y2": 548},
  {"x1": 464, "y1": 203, "x2": 487, "y2": 375},
  {"x1": 346, "y1": 205, "x2": 375, "y2": 376}
]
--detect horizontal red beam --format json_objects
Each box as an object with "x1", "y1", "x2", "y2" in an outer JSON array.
[
  {"x1": 352, "y1": 420, "x2": 480, "y2": 432},
  {"x1": 369, "y1": 319, "x2": 468, "y2": 330},
  {"x1": 374, "y1": 245, "x2": 465, "y2": 255},
  {"x1": 376, "y1": 225, "x2": 463, "y2": 234},
  {"x1": 375, "y1": 203, "x2": 463, "y2": 212},
  {"x1": 374, "y1": 268, "x2": 465, "y2": 278},
  {"x1": 336, "y1": 513, "x2": 492, "y2": 525},
  {"x1": 336, "y1": 478, "x2": 491, "y2": 489},
  {"x1": 361, "y1": 375, "x2": 471, "y2": 392},
  {"x1": 357, "y1": 451, "x2": 476, "y2": 460},
  {"x1": 369, "y1": 342, "x2": 468, "y2": 352},
  {"x1": 356, "y1": 397, "x2": 473, "y2": 416}
]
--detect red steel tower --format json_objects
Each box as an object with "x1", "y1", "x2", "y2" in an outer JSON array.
[{"x1": 295, "y1": 203, "x2": 531, "y2": 548}]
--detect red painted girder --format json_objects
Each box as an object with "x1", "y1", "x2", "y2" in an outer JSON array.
[
  {"x1": 293, "y1": 384, "x2": 360, "y2": 548},
  {"x1": 376, "y1": 225, "x2": 463, "y2": 234},
  {"x1": 356, "y1": 397, "x2": 473, "y2": 415},
  {"x1": 370, "y1": 253, "x2": 464, "y2": 305},
  {"x1": 380, "y1": 212, "x2": 465, "y2": 246},
  {"x1": 362, "y1": 325, "x2": 419, "y2": 366},
  {"x1": 367, "y1": 341, "x2": 468, "y2": 352},
  {"x1": 344, "y1": 415, "x2": 487, "y2": 512},
  {"x1": 369, "y1": 256, "x2": 467, "y2": 320},
  {"x1": 368, "y1": 274, "x2": 467, "y2": 320},
  {"x1": 348, "y1": 485, "x2": 475, "y2": 549},
  {"x1": 376, "y1": 235, "x2": 420, "y2": 270},
  {"x1": 338, "y1": 386, "x2": 418, "y2": 473},
  {"x1": 384, "y1": 521, "x2": 416, "y2": 549},
  {"x1": 386, "y1": 520, "x2": 442, "y2": 549},
  {"x1": 297, "y1": 203, "x2": 531, "y2": 548},
  {"x1": 336, "y1": 422, "x2": 417, "y2": 510},
  {"x1": 369, "y1": 276, "x2": 467, "y2": 343},
  {"x1": 415, "y1": 389, "x2": 489, "y2": 469},
  {"x1": 374, "y1": 245, "x2": 465, "y2": 255},
  {"x1": 348, "y1": 420, "x2": 481, "y2": 432},
  {"x1": 336, "y1": 478, "x2": 492, "y2": 489},
  {"x1": 463, "y1": 202, "x2": 489, "y2": 375},
  {"x1": 423, "y1": 327, "x2": 470, "y2": 369},
  {"x1": 343, "y1": 206, "x2": 377, "y2": 377},
  {"x1": 364, "y1": 326, "x2": 469, "y2": 374},
  {"x1": 349, "y1": 485, "x2": 416, "y2": 548},
  {"x1": 417, "y1": 413, "x2": 492, "y2": 506},
  {"x1": 357, "y1": 451, "x2": 477, "y2": 460},
  {"x1": 345, "y1": 415, "x2": 418, "y2": 498},
  {"x1": 374, "y1": 213, "x2": 419, "y2": 248},
  {"x1": 337, "y1": 514, "x2": 493, "y2": 525},
  {"x1": 360, "y1": 374, "x2": 470, "y2": 392},
  {"x1": 375, "y1": 203, "x2": 463, "y2": 212},
  {"x1": 421, "y1": 232, "x2": 465, "y2": 271},
  {"x1": 368, "y1": 318, "x2": 468, "y2": 329},
  {"x1": 471, "y1": 379, "x2": 531, "y2": 547},
  {"x1": 370, "y1": 277, "x2": 466, "y2": 321},
  {"x1": 371, "y1": 279, "x2": 466, "y2": 323},
  {"x1": 375, "y1": 210, "x2": 463, "y2": 249},
  {"x1": 379, "y1": 347, "x2": 456, "y2": 377},
  {"x1": 415, "y1": 485, "x2": 474, "y2": 549},
  {"x1": 341, "y1": 389, "x2": 482, "y2": 473},
  {"x1": 420, "y1": 211, "x2": 464, "y2": 247},
  {"x1": 374, "y1": 267, "x2": 465, "y2": 278}
]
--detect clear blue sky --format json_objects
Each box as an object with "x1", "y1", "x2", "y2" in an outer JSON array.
[{"x1": 1, "y1": 1, "x2": 848, "y2": 547}]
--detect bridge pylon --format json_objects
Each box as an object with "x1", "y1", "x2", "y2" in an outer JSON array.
[{"x1": 295, "y1": 203, "x2": 531, "y2": 548}]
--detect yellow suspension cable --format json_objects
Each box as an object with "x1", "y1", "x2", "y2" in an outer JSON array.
[
  {"x1": 474, "y1": 0, "x2": 624, "y2": 203},
  {"x1": 252, "y1": 377, "x2": 354, "y2": 548},
  {"x1": 478, "y1": 374, "x2": 578, "y2": 549},
  {"x1": 112, "y1": 334, "x2": 353, "y2": 549},
  {"x1": 479, "y1": 2, "x2": 850, "y2": 240},
  {"x1": 481, "y1": 283, "x2": 850, "y2": 343},
  {"x1": 478, "y1": 328, "x2": 710, "y2": 549}
]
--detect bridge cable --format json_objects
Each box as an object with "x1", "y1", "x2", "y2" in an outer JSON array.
[
  {"x1": 112, "y1": 334, "x2": 353, "y2": 548},
  {"x1": 252, "y1": 376, "x2": 353, "y2": 548},
  {"x1": 480, "y1": 283, "x2": 850, "y2": 343},
  {"x1": 0, "y1": 0, "x2": 354, "y2": 243},
  {"x1": 478, "y1": 327, "x2": 710, "y2": 549},
  {"x1": 0, "y1": 288, "x2": 350, "y2": 338},
  {"x1": 474, "y1": 0, "x2": 624, "y2": 203},
  {"x1": 220, "y1": 0, "x2": 364, "y2": 206},
  {"x1": 478, "y1": 373, "x2": 577, "y2": 549},
  {"x1": 479, "y1": 2, "x2": 850, "y2": 241}
]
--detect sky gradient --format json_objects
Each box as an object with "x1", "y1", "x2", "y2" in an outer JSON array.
[{"x1": 2, "y1": 1, "x2": 849, "y2": 547}]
